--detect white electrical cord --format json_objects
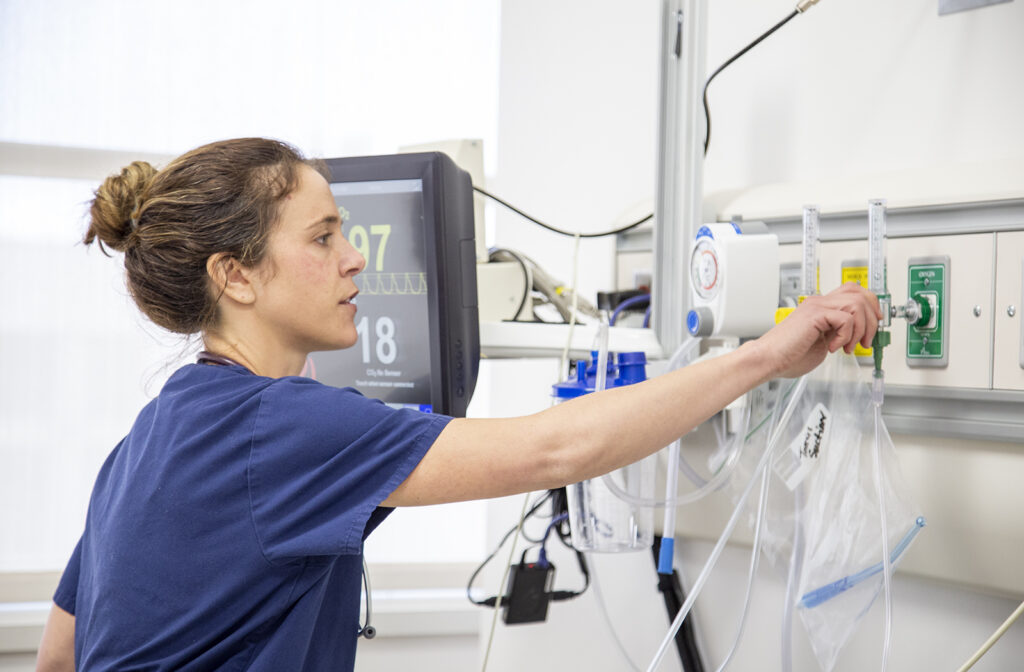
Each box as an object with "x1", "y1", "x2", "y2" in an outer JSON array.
[
  {"x1": 487, "y1": 232, "x2": 585, "y2": 672},
  {"x1": 956, "y1": 599, "x2": 1024, "y2": 672},
  {"x1": 481, "y1": 491, "x2": 533, "y2": 672},
  {"x1": 558, "y1": 233, "x2": 583, "y2": 380}
]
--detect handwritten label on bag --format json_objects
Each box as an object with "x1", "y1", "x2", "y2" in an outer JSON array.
[{"x1": 783, "y1": 403, "x2": 831, "y2": 490}]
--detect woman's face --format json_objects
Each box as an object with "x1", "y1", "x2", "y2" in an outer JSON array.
[{"x1": 252, "y1": 165, "x2": 365, "y2": 355}]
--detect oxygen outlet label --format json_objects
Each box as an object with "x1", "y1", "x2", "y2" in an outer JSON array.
[{"x1": 906, "y1": 258, "x2": 949, "y2": 367}]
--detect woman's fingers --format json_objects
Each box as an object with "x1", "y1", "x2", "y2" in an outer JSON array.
[{"x1": 824, "y1": 308, "x2": 854, "y2": 353}]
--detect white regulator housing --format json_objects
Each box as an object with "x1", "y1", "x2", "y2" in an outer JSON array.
[{"x1": 686, "y1": 223, "x2": 780, "y2": 339}]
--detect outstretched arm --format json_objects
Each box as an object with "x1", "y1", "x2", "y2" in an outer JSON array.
[{"x1": 383, "y1": 282, "x2": 880, "y2": 507}]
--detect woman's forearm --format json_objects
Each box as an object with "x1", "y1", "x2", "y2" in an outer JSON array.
[
  {"x1": 532, "y1": 339, "x2": 773, "y2": 485},
  {"x1": 385, "y1": 283, "x2": 879, "y2": 507}
]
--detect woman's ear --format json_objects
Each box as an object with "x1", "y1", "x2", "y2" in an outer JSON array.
[{"x1": 206, "y1": 253, "x2": 257, "y2": 305}]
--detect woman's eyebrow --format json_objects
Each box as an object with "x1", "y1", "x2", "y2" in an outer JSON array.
[{"x1": 306, "y1": 214, "x2": 341, "y2": 230}]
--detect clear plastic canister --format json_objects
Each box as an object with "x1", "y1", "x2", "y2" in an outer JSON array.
[{"x1": 554, "y1": 352, "x2": 655, "y2": 553}]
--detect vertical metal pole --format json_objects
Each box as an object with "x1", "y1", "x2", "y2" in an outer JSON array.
[
  {"x1": 653, "y1": 0, "x2": 708, "y2": 356},
  {"x1": 651, "y1": 3, "x2": 709, "y2": 671}
]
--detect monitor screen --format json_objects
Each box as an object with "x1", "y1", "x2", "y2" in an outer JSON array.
[{"x1": 310, "y1": 152, "x2": 479, "y2": 417}]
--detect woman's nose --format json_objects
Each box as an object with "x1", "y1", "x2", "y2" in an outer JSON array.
[{"x1": 341, "y1": 240, "x2": 366, "y2": 276}]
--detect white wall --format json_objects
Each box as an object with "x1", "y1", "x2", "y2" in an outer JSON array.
[
  {"x1": 488, "y1": 0, "x2": 1024, "y2": 670},
  {"x1": 702, "y1": 0, "x2": 1024, "y2": 197}
]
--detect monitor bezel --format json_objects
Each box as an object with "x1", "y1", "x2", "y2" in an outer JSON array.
[{"x1": 321, "y1": 152, "x2": 479, "y2": 417}]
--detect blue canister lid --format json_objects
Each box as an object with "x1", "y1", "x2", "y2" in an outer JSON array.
[
  {"x1": 552, "y1": 360, "x2": 591, "y2": 398},
  {"x1": 554, "y1": 351, "x2": 649, "y2": 397},
  {"x1": 615, "y1": 351, "x2": 647, "y2": 385}
]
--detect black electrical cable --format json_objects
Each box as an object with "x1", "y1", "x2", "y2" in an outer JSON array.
[
  {"x1": 466, "y1": 491, "x2": 554, "y2": 606},
  {"x1": 488, "y1": 248, "x2": 531, "y2": 322},
  {"x1": 549, "y1": 549, "x2": 590, "y2": 602},
  {"x1": 703, "y1": 9, "x2": 800, "y2": 156},
  {"x1": 474, "y1": 185, "x2": 653, "y2": 239}
]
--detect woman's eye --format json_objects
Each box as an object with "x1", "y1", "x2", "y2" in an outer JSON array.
[{"x1": 316, "y1": 233, "x2": 332, "y2": 245}]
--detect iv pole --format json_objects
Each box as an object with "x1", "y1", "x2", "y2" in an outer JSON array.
[{"x1": 651, "y1": 1, "x2": 709, "y2": 671}]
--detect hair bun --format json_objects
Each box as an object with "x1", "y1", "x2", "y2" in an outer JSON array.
[{"x1": 84, "y1": 161, "x2": 158, "y2": 252}]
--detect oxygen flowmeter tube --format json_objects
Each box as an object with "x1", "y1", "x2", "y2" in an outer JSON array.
[
  {"x1": 802, "y1": 205, "x2": 820, "y2": 297},
  {"x1": 868, "y1": 199, "x2": 891, "y2": 378}
]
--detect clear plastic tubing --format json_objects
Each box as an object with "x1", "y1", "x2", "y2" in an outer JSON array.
[
  {"x1": 713, "y1": 462, "x2": 770, "y2": 672},
  {"x1": 781, "y1": 485, "x2": 804, "y2": 672},
  {"x1": 601, "y1": 333, "x2": 750, "y2": 508},
  {"x1": 601, "y1": 402, "x2": 750, "y2": 508},
  {"x1": 596, "y1": 319, "x2": 610, "y2": 393},
  {"x1": 670, "y1": 336, "x2": 714, "y2": 488},
  {"x1": 645, "y1": 375, "x2": 809, "y2": 672},
  {"x1": 873, "y1": 390, "x2": 893, "y2": 672},
  {"x1": 716, "y1": 379, "x2": 786, "y2": 671}
]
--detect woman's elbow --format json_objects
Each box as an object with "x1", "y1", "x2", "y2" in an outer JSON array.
[
  {"x1": 529, "y1": 425, "x2": 597, "y2": 490},
  {"x1": 36, "y1": 604, "x2": 75, "y2": 672}
]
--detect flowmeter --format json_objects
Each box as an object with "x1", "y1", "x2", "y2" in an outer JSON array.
[{"x1": 686, "y1": 223, "x2": 780, "y2": 338}]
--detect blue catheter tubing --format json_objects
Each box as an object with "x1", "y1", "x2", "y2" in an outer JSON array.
[
  {"x1": 799, "y1": 516, "x2": 926, "y2": 609},
  {"x1": 658, "y1": 440, "x2": 680, "y2": 575},
  {"x1": 658, "y1": 338, "x2": 694, "y2": 575},
  {"x1": 610, "y1": 294, "x2": 651, "y2": 326}
]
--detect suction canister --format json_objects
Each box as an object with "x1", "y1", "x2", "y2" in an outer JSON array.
[{"x1": 554, "y1": 352, "x2": 656, "y2": 553}]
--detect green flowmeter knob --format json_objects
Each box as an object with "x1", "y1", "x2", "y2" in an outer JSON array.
[
  {"x1": 872, "y1": 329, "x2": 891, "y2": 374},
  {"x1": 911, "y1": 293, "x2": 932, "y2": 328}
]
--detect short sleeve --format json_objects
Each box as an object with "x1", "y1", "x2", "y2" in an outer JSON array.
[
  {"x1": 53, "y1": 537, "x2": 82, "y2": 615},
  {"x1": 248, "y1": 378, "x2": 451, "y2": 562}
]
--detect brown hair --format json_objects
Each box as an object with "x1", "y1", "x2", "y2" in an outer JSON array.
[{"x1": 85, "y1": 138, "x2": 328, "y2": 334}]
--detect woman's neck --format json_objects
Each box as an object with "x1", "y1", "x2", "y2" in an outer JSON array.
[{"x1": 201, "y1": 331, "x2": 307, "y2": 378}]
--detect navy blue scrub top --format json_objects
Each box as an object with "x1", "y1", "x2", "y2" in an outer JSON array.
[{"x1": 54, "y1": 362, "x2": 451, "y2": 671}]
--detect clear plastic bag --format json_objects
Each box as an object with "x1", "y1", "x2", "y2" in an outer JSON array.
[{"x1": 784, "y1": 353, "x2": 923, "y2": 672}]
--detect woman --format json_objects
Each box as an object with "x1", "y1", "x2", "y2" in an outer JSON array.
[{"x1": 37, "y1": 138, "x2": 880, "y2": 671}]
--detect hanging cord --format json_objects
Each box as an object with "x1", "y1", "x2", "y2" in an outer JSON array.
[
  {"x1": 481, "y1": 492, "x2": 534, "y2": 672},
  {"x1": 702, "y1": 1, "x2": 825, "y2": 156},
  {"x1": 956, "y1": 599, "x2": 1024, "y2": 672},
  {"x1": 488, "y1": 247, "x2": 532, "y2": 321},
  {"x1": 467, "y1": 491, "x2": 554, "y2": 606},
  {"x1": 474, "y1": 185, "x2": 652, "y2": 239}
]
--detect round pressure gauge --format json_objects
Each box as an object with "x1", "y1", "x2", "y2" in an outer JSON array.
[{"x1": 691, "y1": 239, "x2": 719, "y2": 299}]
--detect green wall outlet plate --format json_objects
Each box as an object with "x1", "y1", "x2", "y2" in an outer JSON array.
[{"x1": 907, "y1": 256, "x2": 951, "y2": 368}]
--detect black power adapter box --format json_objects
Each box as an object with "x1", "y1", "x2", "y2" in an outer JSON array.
[{"x1": 502, "y1": 562, "x2": 555, "y2": 625}]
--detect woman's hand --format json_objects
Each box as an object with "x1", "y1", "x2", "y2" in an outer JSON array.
[{"x1": 749, "y1": 282, "x2": 883, "y2": 380}]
